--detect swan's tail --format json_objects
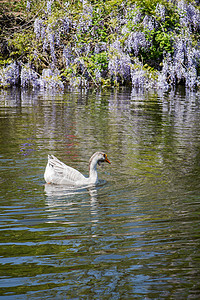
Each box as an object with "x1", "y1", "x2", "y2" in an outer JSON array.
[
  {"x1": 47, "y1": 154, "x2": 65, "y2": 171},
  {"x1": 44, "y1": 154, "x2": 66, "y2": 184}
]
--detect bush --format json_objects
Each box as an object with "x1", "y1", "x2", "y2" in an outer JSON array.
[{"x1": 0, "y1": 0, "x2": 199, "y2": 90}]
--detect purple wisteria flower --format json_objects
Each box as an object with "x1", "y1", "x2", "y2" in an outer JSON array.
[
  {"x1": 108, "y1": 41, "x2": 131, "y2": 83},
  {"x1": 0, "y1": 62, "x2": 20, "y2": 87}
]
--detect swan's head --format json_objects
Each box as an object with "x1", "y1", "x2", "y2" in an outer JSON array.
[{"x1": 89, "y1": 152, "x2": 111, "y2": 167}]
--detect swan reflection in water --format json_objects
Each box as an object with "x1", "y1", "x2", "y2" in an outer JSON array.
[
  {"x1": 44, "y1": 181, "x2": 107, "y2": 229},
  {"x1": 44, "y1": 182, "x2": 101, "y2": 205}
]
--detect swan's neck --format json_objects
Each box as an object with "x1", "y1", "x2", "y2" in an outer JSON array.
[{"x1": 89, "y1": 160, "x2": 98, "y2": 183}]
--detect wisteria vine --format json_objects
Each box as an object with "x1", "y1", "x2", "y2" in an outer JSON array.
[{"x1": 0, "y1": 0, "x2": 199, "y2": 90}]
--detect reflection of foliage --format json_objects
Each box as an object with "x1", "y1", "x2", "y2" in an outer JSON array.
[
  {"x1": 1, "y1": 86, "x2": 200, "y2": 298},
  {"x1": 0, "y1": 0, "x2": 200, "y2": 89}
]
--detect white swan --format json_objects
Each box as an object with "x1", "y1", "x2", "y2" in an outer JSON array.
[{"x1": 44, "y1": 152, "x2": 111, "y2": 186}]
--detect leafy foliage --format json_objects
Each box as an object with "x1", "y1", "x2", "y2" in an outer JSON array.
[{"x1": 0, "y1": 0, "x2": 200, "y2": 90}]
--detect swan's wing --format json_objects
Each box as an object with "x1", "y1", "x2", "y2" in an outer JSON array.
[{"x1": 45, "y1": 155, "x2": 86, "y2": 184}]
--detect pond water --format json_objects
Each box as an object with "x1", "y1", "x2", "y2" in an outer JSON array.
[{"x1": 0, "y1": 87, "x2": 200, "y2": 299}]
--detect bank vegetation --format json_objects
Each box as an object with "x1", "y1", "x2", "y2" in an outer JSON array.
[{"x1": 0, "y1": 0, "x2": 200, "y2": 90}]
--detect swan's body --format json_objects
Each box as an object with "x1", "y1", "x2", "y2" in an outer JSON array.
[{"x1": 44, "y1": 152, "x2": 111, "y2": 186}]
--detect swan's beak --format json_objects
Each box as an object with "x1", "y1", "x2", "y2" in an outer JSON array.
[{"x1": 105, "y1": 155, "x2": 111, "y2": 164}]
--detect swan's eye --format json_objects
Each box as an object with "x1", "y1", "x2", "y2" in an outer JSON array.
[{"x1": 103, "y1": 154, "x2": 107, "y2": 160}]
